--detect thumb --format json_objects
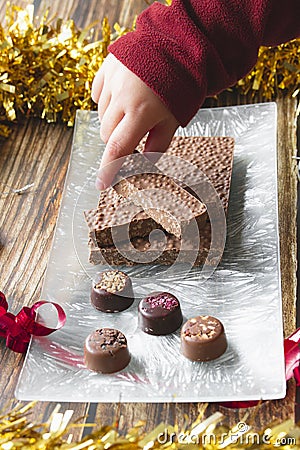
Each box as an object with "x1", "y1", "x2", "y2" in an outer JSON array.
[{"x1": 143, "y1": 119, "x2": 178, "y2": 163}]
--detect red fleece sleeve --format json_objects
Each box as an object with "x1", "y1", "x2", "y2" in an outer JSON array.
[{"x1": 108, "y1": 0, "x2": 300, "y2": 126}]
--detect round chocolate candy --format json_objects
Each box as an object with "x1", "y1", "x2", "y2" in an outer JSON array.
[
  {"x1": 84, "y1": 328, "x2": 130, "y2": 373},
  {"x1": 138, "y1": 292, "x2": 183, "y2": 335},
  {"x1": 181, "y1": 315, "x2": 227, "y2": 361},
  {"x1": 91, "y1": 270, "x2": 134, "y2": 312}
]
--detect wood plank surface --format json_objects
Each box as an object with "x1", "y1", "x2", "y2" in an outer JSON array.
[
  {"x1": 0, "y1": 0, "x2": 298, "y2": 440},
  {"x1": 277, "y1": 95, "x2": 298, "y2": 337}
]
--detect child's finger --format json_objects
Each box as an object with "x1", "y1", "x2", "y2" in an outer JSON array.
[
  {"x1": 100, "y1": 104, "x2": 125, "y2": 143},
  {"x1": 143, "y1": 119, "x2": 178, "y2": 156},
  {"x1": 96, "y1": 113, "x2": 155, "y2": 189},
  {"x1": 97, "y1": 89, "x2": 111, "y2": 121},
  {"x1": 91, "y1": 69, "x2": 104, "y2": 103}
]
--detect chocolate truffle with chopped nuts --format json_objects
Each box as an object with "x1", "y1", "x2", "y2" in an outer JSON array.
[
  {"x1": 84, "y1": 328, "x2": 130, "y2": 373},
  {"x1": 91, "y1": 270, "x2": 134, "y2": 312},
  {"x1": 181, "y1": 315, "x2": 227, "y2": 361}
]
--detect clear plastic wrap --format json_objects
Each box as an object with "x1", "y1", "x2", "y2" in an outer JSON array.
[{"x1": 15, "y1": 103, "x2": 285, "y2": 402}]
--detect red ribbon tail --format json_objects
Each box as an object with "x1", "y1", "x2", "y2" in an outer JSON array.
[
  {"x1": 294, "y1": 366, "x2": 300, "y2": 386},
  {"x1": 219, "y1": 400, "x2": 260, "y2": 409}
]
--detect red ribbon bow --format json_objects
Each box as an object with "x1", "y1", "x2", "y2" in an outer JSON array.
[{"x1": 0, "y1": 291, "x2": 66, "y2": 353}]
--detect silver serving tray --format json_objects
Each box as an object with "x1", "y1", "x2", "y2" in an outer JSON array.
[{"x1": 16, "y1": 103, "x2": 285, "y2": 402}]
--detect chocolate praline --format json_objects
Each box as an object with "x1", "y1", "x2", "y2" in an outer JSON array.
[
  {"x1": 181, "y1": 315, "x2": 227, "y2": 361},
  {"x1": 84, "y1": 328, "x2": 130, "y2": 373},
  {"x1": 91, "y1": 270, "x2": 134, "y2": 312},
  {"x1": 138, "y1": 292, "x2": 183, "y2": 335}
]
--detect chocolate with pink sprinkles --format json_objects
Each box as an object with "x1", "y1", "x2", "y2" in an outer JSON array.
[
  {"x1": 138, "y1": 292, "x2": 183, "y2": 335},
  {"x1": 145, "y1": 293, "x2": 179, "y2": 311}
]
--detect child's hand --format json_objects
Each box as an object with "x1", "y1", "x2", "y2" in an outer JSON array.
[{"x1": 91, "y1": 54, "x2": 179, "y2": 190}]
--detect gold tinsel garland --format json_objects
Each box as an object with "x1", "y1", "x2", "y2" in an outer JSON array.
[
  {"x1": 0, "y1": 4, "x2": 134, "y2": 137},
  {"x1": 0, "y1": 3, "x2": 300, "y2": 138},
  {"x1": 0, "y1": 402, "x2": 299, "y2": 449}
]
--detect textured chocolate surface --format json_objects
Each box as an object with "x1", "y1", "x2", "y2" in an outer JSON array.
[
  {"x1": 181, "y1": 315, "x2": 227, "y2": 361},
  {"x1": 84, "y1": 328, "x2": 130, "y2": 373},
  {"x1": 91, "y1": 270, "x2": 134, "y2": 312},
  {"x1": 138, "y1": 292, "x2": 183, "y2": 335},
  {"x1": 87, "y1": 221, "x2": 216, "y2": 267},
  {"x1": 84, "y1": 187, "x2": 159, "y2": 247},
  {"x1": 140, "y1": 136, "x2": 235, "y2": 214},
  {"x1": 114, "y1": 152, "x2": 207, "y2": 238}
]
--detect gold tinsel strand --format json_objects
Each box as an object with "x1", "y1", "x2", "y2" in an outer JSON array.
[
  {"x1": 0, "y1": 3, "x2": 299, "y2": 138},
  {"x1": 0, "y1": 402, "x2": 299, "y2": 449},
  {"x1": 237, "y1": 40, "x2": 300, "y2": 99}
]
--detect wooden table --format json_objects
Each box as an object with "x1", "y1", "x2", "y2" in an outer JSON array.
[{"x1": 0, "y1": 0, "x2": 298, "y2": 440}]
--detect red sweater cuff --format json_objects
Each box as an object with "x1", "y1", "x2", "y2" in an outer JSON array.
[
  {"x1": 109, "y1": 0, "x2": 300, "y2": 126},
  {"x1": 109, "y1": 31, "x2": 206, "y2": 126}
]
